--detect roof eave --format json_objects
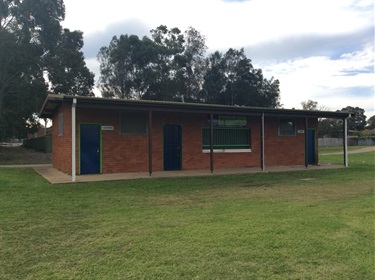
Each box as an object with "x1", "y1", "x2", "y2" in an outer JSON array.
[{"x1": 39, "y1": 94, "x2": 351, "y2": 119}]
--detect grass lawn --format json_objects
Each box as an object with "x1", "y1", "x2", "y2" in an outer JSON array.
[{"x1": 0, "y1": 152, "x2": 374, "y2": 279}]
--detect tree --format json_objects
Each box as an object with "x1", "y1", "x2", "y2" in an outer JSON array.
[
  {"x1": 201, "y1": 48, "x2": 280, "y2": 107},
  {"x1": 47, "y1": 29, "x2": 94, "y2": 96},
  {"x1": 98, "y1": 26, "x2": 208, "y2": 101},
  {"x1": 318, "y1": 106, "x2": 368, "y2": 138},
  {"x1": 0, "y1": 0, "x2": 94, "y2": 139},
  {"x1": 146, "y1": 25, "x2": 186, "y2": 101},
  {"x1": 98, "y1": 34, "x2": 158, "y2": 99},
  {"x1": 0, "y1": 0, "x2": 62, "y2": 118},
  {"x1": 318, "y1": 118, "x2": 343, "y2": 138},
  {"x1": 301, "y1": 100, "x2": 318, "y2": 110},
  {"x1": 301, "y1": 100, "x2": 331, "y2": 112},
  {"x1": 200, "y1": 51, "x2": 227, "y2": 104},
  {"x1": 366, "y1": 115, "x2": 375, "y2": 130},
  {"x1": 97, "y1": 26, "x2": 281, "y2": 108},
  {"x1": 223, "y1": 48, "x2": 254, "y2": 106},
  {"x1": 341, "y1": 106, "x2": 366, "y2": 131},
  {"x1": 0, "y1": 21, "x2": 49, "y2": 138},
  {"x1": 173, "y1": 27, "x2": 207, "y2": 102}
]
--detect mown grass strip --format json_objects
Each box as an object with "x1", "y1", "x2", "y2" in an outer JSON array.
[{"x1": 0, "y1": 152, "x2": 374, "y2": 279}]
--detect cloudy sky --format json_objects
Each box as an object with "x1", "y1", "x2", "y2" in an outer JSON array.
[{"x1": 61, "y1": 0, "x2": 374, "y2": 116}]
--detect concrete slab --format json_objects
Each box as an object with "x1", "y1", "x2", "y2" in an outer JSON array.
[{"x1": 33, "y1": 164, "x2": 345, "y2": 184}]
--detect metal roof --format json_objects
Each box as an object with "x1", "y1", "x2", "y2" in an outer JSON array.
[{"x1": 39, "y1": 94, "x2": 351, "y2": 119}]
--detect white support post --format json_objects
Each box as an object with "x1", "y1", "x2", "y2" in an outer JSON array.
[
  {"x1": 72, "y1": 98, "x2": 77, "y2": 182},
  {"x1": 44, "y1": 118, "x2": 47, "y2": 135},
  {"x1": 261, "y1": 113, "x2": 265, "y2": 171},
  {"x1": 344, "y1": 117, "x2": 349, "y2": 167}
]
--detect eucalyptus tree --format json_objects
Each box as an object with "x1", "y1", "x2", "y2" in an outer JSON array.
[
  {"x1": 366, "y1": 115, "x2": 375, "y2": 130},
  {"x1": 98, "y1": 34, "x2": 158, "y2": 99},
  {"x1": 301, "y1": 100, "x2": 318, "y2": 111},
  {"x1": 146, "y1": 25, "x2": 185, "y2": 101},
  {"x1": 97, "y1": 25, "x2": 280, "y2": 108},
  {"x1": 98, "y1": 25, "x2": 208, "y2": 102},
  {"x1": 0, "y1": 0, "x2": 94, "y2": 138},
  {"x1": 200, "y1": 51, "x2": 227, "y2": 104},
  {"x1": 0, "y1": 0, "x2": 64, "y2": 118},
  {"x1": 341, "y1": 106, "x2": 367, "y2": 131},
  {"x1": 201, "y1": 48, "x2": 281, "y2": 108},
  {"x1": 173, "y1": 27, "x2": 207, "y2": 102},
  {"x1": 47, "y1": 29, "x2": 94, "y2": 96}
]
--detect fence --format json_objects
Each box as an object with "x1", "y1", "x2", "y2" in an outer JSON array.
[
  {"x1": 318, "y1": 137, "x2": 375, "y2": 147},
  {"x1": 23, "y1": 135, "x2": 52, "y2": 153}
]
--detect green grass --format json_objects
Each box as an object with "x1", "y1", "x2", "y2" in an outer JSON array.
[{"x1": 0, "y1": 153, "x2": 374, "y2": 279}]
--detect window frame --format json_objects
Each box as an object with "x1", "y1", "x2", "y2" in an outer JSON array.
[
  {"x1": 278, "y1": 118, "x2": 296, "y2": 136},
  {"x1": 58, "y1": 113, "x2": 63, "y2": 136},
  {"x1": 202, "y1": 115, "x2": 251, "y2": 153},
  {"x1": 119, "y1": 111, "x2": 148, "y2": 135}
]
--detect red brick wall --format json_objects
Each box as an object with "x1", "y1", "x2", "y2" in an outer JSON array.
[
  {"x1": 52, "y1": 105, "x2": 72, "y2": 174},
  {"x1": 151, "y1": 112, "x2": 262, "y2": 171},
  {"x1": 264, "y1": 117, "x2": 319, "y2": 166},
  {"x1": 51, "y1": 105, "x2": 320, "y2": 174},
  {"x1": 203, "y1": 117, "x2": 261, "y2": 169}
]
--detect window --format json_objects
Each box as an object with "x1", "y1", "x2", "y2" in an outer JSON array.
[
  {"x1": 209, "y1": 115, "x2": 247, "y2": 127},
  {"x1": 202, "y1": 128, "x2": 251, "y2": 150},
  {"x1": 217, "y1": 116, "x2": 247, "y2": 127},
  {"x1": 58, "y1": 113, "x2": 63, "y2": 136},
  {"x1": 203, "y1": 115, "x2": 251, "y2": 151},
  {"x1": 120, "y1": 111, "x2": 147, "y2": 134},
  {"x1": 279, "y1": 118, "x2": 296, "y2": 136}
]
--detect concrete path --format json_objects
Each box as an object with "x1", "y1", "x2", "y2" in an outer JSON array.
[
  {"x1": 4, "y1": 146, "x2": 372, "y2": 184},
  {"x1": 32, "y1": 164, "x2": 345, "y2": 184},
  {"x1": 0, "y1": 164, "x2": 51, "y2": 168}
]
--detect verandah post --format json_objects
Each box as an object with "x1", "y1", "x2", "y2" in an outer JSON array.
[
  {"x1": 148, "y1": 110, "x2": 153, "y2": 176},
  {"x1": 71, "y1": 98, "x2": 77, "y2": 182},
  {"x1": 261, "y1": 113, "x2": 265, "y2": 171},
  {"x1": 305, "y1": 117, "x2": 308, "y2": 168},
  {"x1": 343, "y1": 117, "x2": 349, "y2": 167},
  {"x1": 210, "y1": 114, "x2": 214, "y2": 173}
]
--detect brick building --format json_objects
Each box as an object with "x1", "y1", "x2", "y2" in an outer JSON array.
[{"x1": 39, "y1": 94, "x2": 351, "y2": 180}]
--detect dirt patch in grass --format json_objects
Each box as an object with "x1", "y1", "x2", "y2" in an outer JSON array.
[
  {"x1": 319, "y1": 146, "x2": 375, "y2": 155},
  {"x1": 0, "y1": 146, "x2": 51, "y2": 165}
]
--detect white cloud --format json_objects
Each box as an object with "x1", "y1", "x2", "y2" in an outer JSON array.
[
  {"x1": 63, "y1": 0, "x2": 373, "y2": 48},
  {"x1": 62, "y1": 0, "x2": 374, "y2": 116},
  {"x1": 259, "y1": 44, "x2": 374, "y2": 114}
]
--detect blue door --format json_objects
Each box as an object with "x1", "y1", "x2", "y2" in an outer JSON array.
[
  {"x1": 307, "y1": 129, "x2": 316, "y2": 165},
  {"x1": 163, "y1": 124, "x2": 182, "y2": 171},
  {"x1": 80, "y1": 124, "x2": 101, "y2": 174}
]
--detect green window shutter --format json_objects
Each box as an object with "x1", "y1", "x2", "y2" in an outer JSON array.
[{"x1": 202, "y1": 128, "x2": 250, "y2": 149}]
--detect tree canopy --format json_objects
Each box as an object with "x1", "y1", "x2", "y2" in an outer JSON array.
[
  {"x1": 97, "y1": 25, "x2": 281, "y2": 108},
  {"x1": 0, "y1": 0, "x2": 94, "y2": 139},
  {"x1": 366, "y1": 115, "x2": 375, "y2": 130},
  {"x1": 341, "y1": 106, "x2": 367, "y2": 131},
  {"x1": 318, "y1": 105, "x2": 368, "y2": 137},
  {"x1": 301, "y1": 100, "x2": 318, "y2": 111},
  {"x1": 300, "y1": 100, "x2": 369, "y2": 137}
]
